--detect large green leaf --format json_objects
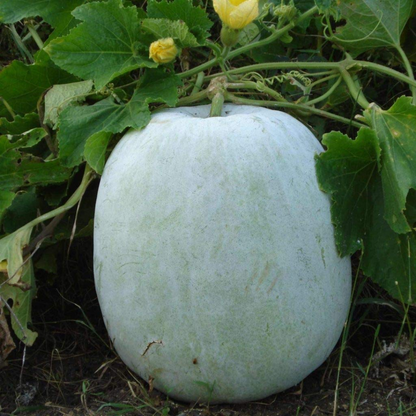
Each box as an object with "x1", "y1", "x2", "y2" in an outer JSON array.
[
  {"x1": 44, "y1": 80, "x2": 94, "y2": 127},
  {"x1": 0, "y1": 191, "x2": 15, "y2": 221},
  {"x1": 360, "y1": 178, "x2": 416, "y2": 303},
  {"x1": 0, "y1": 61, "x2": 75, "y2": 115},
  {"x1": 84, "y1": 131, "x2": 112, "y2": 174},
  {"x1": 0, "y1": 0, "x2": 89, "y2": 40},
  {"x1": 316, "y1": 128, "x2": 380, "y2": 256},
  {"x1": 141, "y1": 19, "x2": 200, "y2": 48},
  {"x1": 316, "y1": 127, "x2": 416, "y2": 301},
  {"x1": 333, "y1": 0, "x2": 414, "y2": 55},
  {"x1": 0, "y1": 136, "x2": 72, "y2": 192},
  {"x1": 0, "y1": 113, "x2": 40, "y2": 135},
  {"x1": 46, "y1": 0, "x2": 156, "y2": 89},
  {"x1": 58, "y1": 70, "x2": 182, "y2": 167},
  {"x1": 147, "y1": 0, "x2": 213, "y2": 43},
  {"x1": 2, "y1": 189, "x2": 39, "y2": 234},
  {"x1": 369, "y1": 97, "x2": 416, "y2": 234}
]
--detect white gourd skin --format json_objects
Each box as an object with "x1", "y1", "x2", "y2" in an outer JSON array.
[{"x1": 94, "y1": 105, "x2": 351, "y2": 404}]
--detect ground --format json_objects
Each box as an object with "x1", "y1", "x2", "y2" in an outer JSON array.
[{"x1": 0, "y1": 240, "x2": 415, "y2": 416}]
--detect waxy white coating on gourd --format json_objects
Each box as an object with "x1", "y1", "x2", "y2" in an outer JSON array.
[{"x1": 94, "y1": 105, "x2": 351, "y2": 404}]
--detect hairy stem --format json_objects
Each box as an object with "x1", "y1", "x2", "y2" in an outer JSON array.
[
  {"x1": 395, "y1": 45, "x2": 416, "y2": 103},
  {"x1": 20, "y1": 164, "x2": 94, "y2": 238},
  {"x1": 203, "y1": 60, "x2": 416, "y2": 89},
  {"x1": 226, "y1": 81, "x2": 286, "y2": 102},
  {"x1": 305, "y1": 76, "x2": 343, "y2": 106},
  {"x1": 190, "y1": 72, "x2": 205, "y2": 95},
  {"x1": 26, "y1": 23, "x2": 44, "y2": 49},
  {"x1": 210, "y1": 92, "x2": 225, "y2": 117},
  {"x1": 340, "y1": 68, "x2": 370, "y2": 109},
  {"x1": 224, "y1": 92, "x2": 365, "y2": 129}
]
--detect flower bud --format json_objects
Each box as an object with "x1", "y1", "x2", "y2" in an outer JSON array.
[
  {"x1": 149, "y1": 38, "x2": 178, "y2": 64},
  {"x1": 213, "y1": 0, "x2": 259, "y2": 30}
]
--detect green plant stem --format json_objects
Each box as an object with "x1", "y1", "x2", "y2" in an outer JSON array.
[
  {"x1": 396, "y1": 45, "x2": 416, "y2": 103},
  {"x1": 8, "y1": 24, "x2": 34, "y2": 63},
  {"x1": 26, "y1": 23, "x2": 44, "y2": 49},
  {"x1": 205, "y1": 61, "x2": 341, "y2": 81},
  {"x1": 221, "y1": 46, "x2": 231, "y2": 59},
  {"x1": 20, "y1": 164, "x2": 94, "y2": 235},
  {"x1": 339, "y1": 67, "x2": 370, "y2": 109},
  {"x1": 210, "y1": 92, "x2": 225, "y2": 117},
  {"x1": 175, "y1": 89, "x2": 208, "y2": 106},
  {"x1": 308, "y1": 73, "x2": 339, "y2": 88},
  {"x1": 226, "y1": 81, "x2": 286, "y2": 102},
  {"x1": 202, "y1": 60, "x2": 416, "y2": 89},
  {"x1": 179, "y1": 5, "x2": 319, "y2": 79},
  {"x1": 191, "y1": 72, "x2": 205, "y2": 95},
  {"x1": 306, "y1": 76, "x2": 343, "y2": 106},
  {"x1": 0, "y1": 97, "x2": 16, "y2": 119},
  {"x1": 224, "y1": 92, "x2": 365, "y2": 129}
]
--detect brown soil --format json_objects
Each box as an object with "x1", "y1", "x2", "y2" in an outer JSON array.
[{"x1": 1, "y1": 240, "x2": 415, "y2": 416}]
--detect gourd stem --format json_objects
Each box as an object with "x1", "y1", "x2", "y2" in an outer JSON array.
[
  {"x1": 8, "y1": 24, "x2": 34, "y2": 63},
  {"x1": 202, "y1": 61, "x2": 416, "y2": 88},
  {"x1": 209, "y1": 92, "x2": 225, "y2": 117},
  {"x1": 339, "y1": 68, "x2": 370, "y2": 109},
  {"x1": 26, "y1": 23, "x2": 44, "y2": 49},
  {"x1": 395, "y1": 45, "x2": 416, "y2": 104},
  {"x1": 226, "y1": 81, "x2": 286, "y2": 102},
  {"x1": 175, "y1": 89, "x2": 208, "y2": 106},
  {"x1": 190, "y1": 72, "x2": 205, "y2": 95},
  {"x1": 305, "y1": 76, "x2": 343, "y2": 106},
  {"x1": 224, "y1": 92, "x2": 365, "y2": 129}
]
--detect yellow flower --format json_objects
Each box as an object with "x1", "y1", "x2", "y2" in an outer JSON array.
[
  {"x1": 213, "y1": 0, "x2": 259, "y2": 30},
  {"x1": 149, "y1": 38, "x2": 178, "y2": 64}
]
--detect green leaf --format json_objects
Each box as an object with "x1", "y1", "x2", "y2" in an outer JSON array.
[
  {"x1": 0, "y1": 136, "x2": 72, "y2": 192},
  {"x1": 46, "y1": 0, "x2": 156, "y2": 89},
  {"x1": 360, "y1": 178, "x2": 416, "y2": 303},
  {"x1": 238, "y1": 23, "x2": 260, "y2": 46},
  {"x1": 368, "y1": 97, "x2": 416, "y2": 234},
  {"x1": 84, "y1": 131, "x2": 112, "y2": 174},
  {"x1": 0, "y1": 191, "x2": 16, "y2": 220},
  {"x1": 316, "y1": 127, "x2": 416, "y2": 302},
  {"x1": 0, "y1": 0, "x2": 96, "y2": 41},
  {"x1": 333, "y1": 0, "x2": 414, "y2": 55},
  {"x1": 57, "y1": 69, "x2": 181, "y2": 167},
  {"x1": 0, "y1": 259, "x2": 38, "y2": 345},
  {"x1": 0, "y1": 226, "x2": 38, "y2": 344},
  {"x1": 2, "y1": 189, "x2": 39, "y2": 234},
  {"x1": 44, "y1": 80, "x2": 94, "y2": 127},
  {"x1": 0, "y1": 0, "x2": 83, "y2": 26},
  {"x1": 0, "y1": 61, "x2": 75, "y2": 115},
  {"x1": 0, "y1": 113, "x2": 39, "y2": 135},
  {"x1": 316, "y1": 128, "x2": 380, "y2": 256},
  {"x1": 141, "y1": 19, "x2": 199, "y2": 48},
  {"x1": 147, "y1": 0, "x2": 213, "y2": 43},
  {"x1": 406, "y1": 190, "x2": 416, "y2": 227}
]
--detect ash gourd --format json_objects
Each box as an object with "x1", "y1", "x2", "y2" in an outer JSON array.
[{"x1": 94, "y1": 104, "x2": 351, "y2": 404}]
